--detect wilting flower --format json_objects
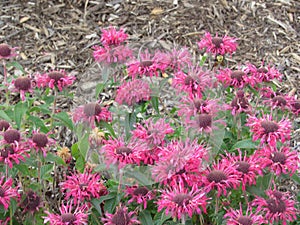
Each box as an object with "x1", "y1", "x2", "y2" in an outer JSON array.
[
  {"x1": 246, "y1": 114, "x2": 291, "y2": 148},
  {"x1": 257, "y1": 145, "x2": 299, "y2": 176},
  {"x1": 222, "y1": 149, "x2": 263, "y2": 191},
  {"x1": 72, "y1": 102, "x2": 112, "y2": 128},
  {"x1": 125, "y1": 185, "x2": 155, "y2": 209},
  {"x1": 44, "y1": 201, "x2": 89, "y2": 225},
  {"x1": 28, "y1": 130, "x2": 55, "y2": 157},
  {"x1": 290, "y1": 98, "x2": 300, "y2": 115},
  {"x1": 224, "y1": 204, "x2": 265, "y2": 225},
  {"x1": 216, "y1": 68, "x2": 257, "y2": 88},
  {"x1": 197, "y1": 32, "x2": 238, "y2": 56},
  {"x1": 20, "y1": 190, "x2": 41, "y2": 214},
  {"x1": 60, "y1": 170, "x2": 107, "y2": 204},
  {"x1": 36, "y1": 70, "x2": 75, "y2": 91},
  {"x1": 172, "y1": 66, "x2": 212, "y2": 97},
  {"x1": 0, "y1": 143, "x2": 29, "y2": 168},
  {"x1": 227, "y1": 90, "x2": 251, "y2": 115},
  {"x1": 115, "y1": 79, "x2": 151, "y2": 106},
  {"x1": 157, "y1": 182, "x2": 207, "y2": 219},
  {"x1": 0, "y1": 176, "x2": 19, "y2": 210},
  {"x1": 102, "y1": 206, "x2": 140, "y2": 225},
  {"x1": 0, "y1": 43, "x2": 18, "y2": 60},
  {"x1": 246, "y1": 63, "x2": 282, "y2": 83},
  {"x1": 11, "y1": 76, "x2": 34, "y2": 101},
  {"x1": 93, "y1": 45, "x2": 133, "y2": 65},
  {"x1": 100, "y1": 26, "x2": 128, "y2": 47},
  {"x1": 201, "y1": 160, "x2": 239, "y2": 197},
  {"x1": 0, "y1": 120, "x2": 10, "y2": 132},
  {"x1": 252, "y1": 188, "x2": 297, "y2": 225},
  {"x1": 57, "y1": 147, "x2": 72, "y2": 164},
  {"x1": 0, "y1": 128, "x2": 21, "y2": 145},
  {"x1": 152, "y1": 140, "x2": 208, "y2": 186},
  {"x1": 89, "y1": 127, "x2": 105, "y2": 148},
  {"x1": 127, "y1": 50, "x2": 167, "y2": 79},
  {"x1": 132, "y1": 118, "x2": 173, "y2": 147}
]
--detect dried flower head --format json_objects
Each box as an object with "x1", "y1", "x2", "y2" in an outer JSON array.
[
  {"x1": 12, "y1": 76, "x2": 33, "y2": 101},
  {"x1": 20, "y1": 190, "x2": 41, "y2": 214},
  {"x1": 0, "y1": 120, "x2": 10, "y2": 132},
  {"x1": 0, "y1": 43, "x2": 18, "y2": 60},
  {"x1": 57, "y1": 147, "x2": 72, "y2": 164}
]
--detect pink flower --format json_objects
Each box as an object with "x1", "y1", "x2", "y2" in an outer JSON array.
[
  {"x1": 227, "y1": 90, "x2": 251, "y2": 115},
  {"x1": 0, "y1": 43, "x2": 18, "y2": 60},
  {"x1": 246, "y1": 63, "x2": 282, "y2": 82},
  {"x1": 100, "y1": 26, "x2": 128, "y2": 47},
  {"x1": 152, "y1": 140, "x2": 208, "y2": 186},
  {"x1": 72, "y1": 102, "x2": 112, "y2": 128},
  {"x1": 125, "y1": 185, "x2": 155, "y2": 209},
  {"x1": 224, "y1": 204, "x2": 265, "y2": 225},
  {"x1": 157, "y1": 182, "x2": 207, "y2": 219},
  {"x1": 197, "y1": 32, "x2": 238, "y2": 56},
  {"x1": 115, "y1": 79, "x2": 151, "y2": 106},
  {"x1": 222, "y1": 149, "x2": 263, "y2": 191},
  {"x1": 92, "y1": 45, "x2": 132, "y2": 65},
  {"x1": 0, "y1": 176, "x2": 19, "y2": 210},
  {"x1": 102, "y1": 206, "x2": 140, "y2": 225},
  {"x1": 132, "y1": 118, "x2": 173, "y2": 147},
  {"x1": 0, "y1": 120, "x2": 10, "y2": 132},
  {"x1": 60, "y1": 170, "x2": 108, "y2": 204},
  {"x1": 216, "y1": 68, "x2": 257, "y2": 88},
  {"x1": 252, "y1": 188, "x2": 297, "y2": 225},
  {"x1": 0, "y1": 143, "x2": 29, "y2": 168},
  {"x1": 35, "y1": 70, "x2": 75, "y2": 91},
  {"x1": 127, "y1": 50, "x2": 167, "y2": 79},
  {"x1": 201, "y1": 160, "x2": 239, "y2": 197},
  {"x1": 257, "y1": 146, "x2": 299, "y2": 176},
  {"x1": 290, "y1": 98, "x2": 300, "y2": 115},
  {"x1": 172, "y1": 66, "x2": 212, "y2": 97},
  {"x1": 44, "y1": 201, "x2": 89, "y2": 225},
  {"x1": 0, "y1": 218, "x2": 9, "y2": 225},
  {"x1": 263, "y1": 93, "x2": 294, "y2": 111},
  {"x1": 0, "y1": 128, "x2": 22, "y2": 145},
  {"x1": 11, "y1": 76, "x2": 34, "y2": 101},
  {"x1": 246, "y1": 114, "x2": 291, "y2": 148},
  {"x1": 28, "y1": 130, "x2": 55, "y2": 157}
]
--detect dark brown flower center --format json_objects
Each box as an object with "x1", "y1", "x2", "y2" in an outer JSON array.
[
  {"x1": 271, "y1": 152, "x2": 286, "y2": 164},
  {"x1": 207, "y1": 170, "x2": 227, "y2": 183},
  {"x1": 236, "y1": 161, "x2": 250, "y2": 174},
  {"x1": 0, "y1": 187, "x2": 5, "y2": 197},
  {"x1": 133, "y1": 187, "x2": 148, "y2": 196},
  {"x1": 272, "y1": 191, "x2": 283, "y2": 199},
  {"x1": 231, "y1": 71, "x2": 245, "y2": 81},
  {"x1": 1, "y1": 145, "x2": 15, "y2": 158},
  {"x1": 22, "y1": 191, "x2": 40, "y2": 211},
  {"x1": 61, "y1": 213, "x2": 76, "y2": 223},
  {"x1": 172, "y1": 194, "x2": 192, "y2": 206},
  {"x1": 0, "y1": 120, "x2": 10, "y2": 131},
  {"x1": 116, "y1": 147, "x2": 132, "y2": 155},
  {"x1": 184, "y1": 75, "x2": 194, "y2": 85},
  {"x1": 257, "y1": 67, "x2": 268, "y2": 73},
  {"x1": 32, "y1": 133, "x2": 48, "y2": 148},
  {"x1": 194, "y1": 99, "x2": 207, "y2": 110},
  {"x1": 236, "y1": 90, "x2": 245, "y2": 98},
  {"x1": 237, "y1": 216, "x2": 253, "y2": 225},
  {"x1": 231, "y1": 96, "x2": 249, "y2": 109},
  {"x1": 197, "y1": 114, "x2": 212, "y2": 129},
  {"x1": 0, "y1": 44, "x2": 11, "y2": 57},
  {"x1": 266, "y1": 198, "x2": 286, "y2": 213},
  {"x1": 111, "y1": 209, "x2": 130, "y2": 225},
  {"x1": 14, "y1": 77, "x2": 31, "y2": 91},
  {"x1": 4, "y1": 129, "x2": 21, "y2": 143},
  {"x1": 140, "y1": 60, "x2": 153, "y2": 67},
  {"x1": 292, "y1": 101, "x2": 300, "y2": 110},
  {"x1": 48, "y1": 72, "x2": 64, "y2": 83},
  {"x1": 272, "y1": 96, "x2": 287, "y2": 106},
  {"x1": 261, "y1": 121, "x2": 279, "y2": 134},
  {"x1": 83, "y1": 103, "x2": 102, "y2": 117},
  {"x1": 212, "y1": 37, "x2": 223, "y2": 48}
]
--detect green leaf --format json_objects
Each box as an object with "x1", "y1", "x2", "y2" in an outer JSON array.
[
  {"x1": 99, "y1": 121, "x2": 117, "y2": 138},
  {"x1": 53, "y1": 112, "x2": 74, "y2": 130},
  {"x1": 28, "y1": 115, "x2": 49, "y2": 133},
  {"x1": 123, "y1": 166, "x2": 154, "y2": 186},
  {"x1": 41, "y1": 164, "x2": 54, "y2": 179},
  {"x1": 154, "y1": 210, "x2": 171, "y2": 225},
  {"x1": 102, "y1": 66, "x2": 110, "y2": 83},
  {"x1": 0, "y1": 110, "x2": 12, "y2": 122},
  {"x1": 14, "y1": 164, "x2": 30, "y2": 176},
  {"x1": 199, "y1": 54, "x2": 207, "y2": 66},
  {"x1": 151, "y1": 96, "x2": 160, "y2": 114},
  {"x1": 79, "y1": 132, "x2": 90, "y2": 160},
  {"x1": 95, "y1": 83, "x2": 106, "y2": 98},
  {"x1": 231, "y1": 139, "x2": 258, "y2": 150},
  {"x1": 71, "y1": 143, "x2": 79, "y2": 158},
  {"x1": 6, "y1": 61, "x2": 25, "y2": 73},
  {"x1": 75, "y1": 155, "x2": 85, "y2": 173},
  {"x1": 14, "y1": 101, "x2": 28, "y2": 129},
  {"x1": 139, "y1": 210, "x2": 154, "y2": 225},
  {"x1": 45, "y1": 152, "x2": 66, "y2": 166}
]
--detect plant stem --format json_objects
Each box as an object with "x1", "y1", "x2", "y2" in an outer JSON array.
[
  {"x1": 10, "y1": 205, "x2": 13, "y2": 225},
  {"x1": 50, "y1": 88, "x2": 58, "y2": 129},
  {"x1": 181, "y1": 214, "x2": 186, "y2": 225}
]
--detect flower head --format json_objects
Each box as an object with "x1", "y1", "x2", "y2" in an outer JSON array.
[
  {"x1": 0, "y1": 176, "x2": 19, "y2": 210},
  {"x1": 93, "y1": 45, "x2": 133, "y2": 65},
  {"x1": 290, "y1": 99, "x2": 300, "y2": 115},
  {"x1": 36, "y1": 70, "x2": 75, "y2": 91},
  {"x1": 60, "y1": 170, "x2": 108, "y2": 204},
  {"x1": 246, "y1": 63, "x2": 282, "y2": 83},
  {"x1": 197, "y1": 32, "x2": 238, "y2": 56},
  {"x1": 115, "y1": 79, "x2": 151, "y2": 106},
  {"x1": 28, "y1": 130, "x2": 55, "y2": 157},
  {"x1": 11, "y1": 76, "x2": 34, "y2": 101},
  {"x1": 102, "y1": 206, "x2": 140, "y2": 225},
  {"x1": 20, "y1": 190, "x2": 41, "y2": 214},
  {"x1": 100, "y1": 26, "x2": 128, "y2": 47},
  {"x1": 0, "y1": 143, "x2": 29, "y2": 168},
  {"x1": 227, "y1": 90, "x2": 251, "y2": 115},
  {"x1": 216, "y1": 68, "x2": 257, "y2": 88},
  {"x1": 157, "y1": 182, "x2": 207, "y2": 219},
  {"x1": 57, "y1": 147, "x2": 72, "y2": 164},
  {"x1": 1, "y1": 128, "x2": 21, "y2": 145},
  {"x1": 125, "y1": 185, "x2": 155, "y2": 209},
  {"x1": 0, "y1": 120, "x2": 10, "y2": 132},
  {"x1": 44, "y1": 201, "x2": 89, "y2": 225},
  {"x1": 0, "y1": 43, "x2": 18, "y2": 60}
]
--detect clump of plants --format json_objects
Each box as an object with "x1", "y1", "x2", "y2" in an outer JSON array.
[{"x1": 0, "y1": 27, "x2": 299, "y2": 225}]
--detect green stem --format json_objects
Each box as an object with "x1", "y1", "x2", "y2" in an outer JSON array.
[
  {"x1": 10, "y1": 204, "x2": 13, "y2": 225},
  {"x1": 181, "y1": 214, "x2": 186, "y2": 225}
]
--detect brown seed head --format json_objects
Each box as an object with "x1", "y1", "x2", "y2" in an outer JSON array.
[
  {"x1": 207, "y1": 170, "x2": 227, "y2": 183},
  {"x1": 261, "y1": 121, "x2": 279, "y2": 134},
  {"x1": 193, "y1": 99, "x2": 207, "y2": 110},
  {"x1": 1, "y1": 145, "x2": 15, "y2": 158},
  {"x1": 111, "y1": 208, "x2": 130, "y2": 225},
  {"x1": 236, "y1": 161, "x2": 250, "y2": 174},
  {"x1": 14, "y1": 77, "x2": 31, "y2": 91},
  {"x1": 0, "y1": 43, "x2": 11, "y2": 57},
  {"x1": 83, "y1": 103, "x2": 102, "y2": 117},
  {"x1": 0, "y1": 187, "x2": 5, "y2": 197},
  {"x1": 272, "y1": 96, "x2": 287, "y2": 106},
  {"x1": 172, "y1": 194, "x2": 192, "y2": 206},
  {"x1": 237, "y1": 216, "x2": 253, "y2": 225},
  {"x1": 257, "y1": 68, "x2": 268, "y2": 73},
  {"x1": 61, "y1": 213, "x2": 76, "y2": 223},
  {"x1": 140, "y1": 60, "x2": 153, "y2": 67},
  {"x1": 116, "y1": 147, "x2": 132, "y2": 155},
  {"x1": 197, "y1": 114, "x2": 212, "y2": 129},
  {"x1": 0, "y1": 120, "x2": 10, "y2": 132},
  {"x1": 212, "y1": 37, "x2": 223, "y2": 48},
  {"x1": 231, "y1": 71, "x2": 245, "y2": 81},
  {"x1": 133, "y1": 187, "x2": 148, "y2": 196},
  {"x1": 266, "y1": 198, "x2": 286, "y2": 213},
  {"x1": 271, "y1": 152, "x2": 286, "y2": 164},
  {"x1": 184, "y1": 75, "x2": 194, "y2": 85},
  {"x1": 4, "y1": 129, "x2": 21, "y2": 143},
  {"x1": 22, "y1": 191, "x2": 41, "y2": 212},
  {"x1": 48, "y1": 72, "x2": 64, "y2": 84},
  {"x1": 32, "y1": 133, "x2": 48, "y2": 148}
]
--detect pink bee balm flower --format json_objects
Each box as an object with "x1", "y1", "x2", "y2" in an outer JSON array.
[
  {"x1": 36, "y1": 70, "x2": 75, "y2": 91},
  {"x1": 252, "y1": 188, "x2": 297, "y2": 225},
  {"x1": 44, "y1": 201, "x2": 89, "y2": 225},
  {"x1": 100, "y1": 26, "x2": 128, "y2": 47},
  {"x1": 0, "y1": 143, "x2": 29, "y2": 169},
  {"x1": 132, "y1": 118, "x2": 173, "y2": 147},
  {"x1": 127, "y1": 50, "x2": 167, "y2": 79},
  {"x1": 152, "y1": 140, "x2": 208, "y2": 186},
  {"x1": 201, "y1": 160, "x2": 239, "y2": 197},
  {"x1": 157, "y1": 182, "x2": 207, "y2": 220},
  {"x1": 216, "y1": 68, "x2": 257, "y2": 88},
  {"x1": 264, "y1": 93, "x2": 294, "y2": 111},
  {"x1": 0, "y1": 176, "x2": 19, "y2": 210},
  {"x1": 115, "y1": 79, "x2": 151, "y2": 106},
  {"x1": 246, "y1": 63, "x2": 283, "y2": 83},
  {"x1": 72, "y1": 102, "x2": 112, "y2": 128},
  {"x1": 0, "y1": 43, "x2": 18, "y2": 60},
  {"x1": 227, "y1": 90, "x2": 251, "y2": 115},
  {"x1": 172, "y1": 66, "x2": 212, "y2": 98},
  {"x1": 28, "y1": 130, "x2": 55, "y2": 157},
  {"x1": 290, "y1": 98, "x2": 300, "y2": 115},
  {"x1": 11, "y1": 76, "x2": 34, "y2": 101},
  {"x1": 60, "y1": 170, "x2": 108, "y2": 205},
  {"x1": 224, "y1": 204, "x2": 265, "y2": 225},
  {"x1": 197, "y1": 32, "x2": 238, "y2": 56},
  {"x1": 93, "y1": 45, "x2": 133, "y2": 65},
  {"x1": 0, "y1": 218, "x2": 9, "y2": 225},
  {"x1": 125, "y1": 185, "x2": 155, "y2": 209},
  {"x1": 257, "y1": 146, "x2": 299, "y2": 176},
  {"x1": 246, "y1": 114, "x2": 291, "y2": 148},
  {"x1": 102, "y1": 206, "x2": 140, "y2": 225},
  {"x1": 0, "y1": 129, "x2": 22, "y2": 145}
]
